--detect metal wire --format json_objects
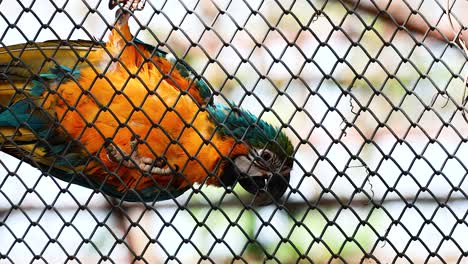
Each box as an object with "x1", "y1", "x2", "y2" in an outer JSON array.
[{"x1": 0, "y1": 0, "x2": 467, "y2": 263}]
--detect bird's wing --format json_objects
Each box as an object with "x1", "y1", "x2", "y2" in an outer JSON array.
[
  {"x1": 0, "y1": 38, "x2": 213, "y2": 106},
  {"x1": 0, "y1": 40, "x2": 103, "y2": 81}
]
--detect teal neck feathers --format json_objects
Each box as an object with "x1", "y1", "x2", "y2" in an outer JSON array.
[{"x1": 207, "y1": 104, "x2": 293, "y2": 158}]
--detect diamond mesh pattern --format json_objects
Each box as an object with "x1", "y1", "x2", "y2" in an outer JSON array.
[{"x1": 0, "y1": 0, "x2": 467, "y2": 263}]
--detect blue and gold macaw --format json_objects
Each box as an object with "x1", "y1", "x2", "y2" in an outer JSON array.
[{"x1": 0, "y1": 1, "x2": 294, "y2": 203}]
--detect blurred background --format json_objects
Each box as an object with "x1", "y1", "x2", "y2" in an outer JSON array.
[{"x1": 0, "y1": 0, "x2": 467, "y2": 263}]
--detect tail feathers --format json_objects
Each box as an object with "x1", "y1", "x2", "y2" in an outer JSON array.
[
  {"x1": 0, "y1": 114, "x2": 88, "y2": 177},
  {"x1": 0, "y1": 134, "x2": 94, "y2": 193},
  {"x1": 0, "y1": 126, "x2": 37, "y2": 143},
  {"x1": 0, "y1": 99, "x2": 52, "y2": 135}
]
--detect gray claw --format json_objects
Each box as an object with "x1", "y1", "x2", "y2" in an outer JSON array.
[
  {"x1": 109, "y1": 0, "x2": 146, "y2": 11},
  {"x1": 106, "y1": 140, "x2": 173, "y2": 175}
]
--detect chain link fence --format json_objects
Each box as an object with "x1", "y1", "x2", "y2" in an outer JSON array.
[{"x1": 0, "y1": 0, "x2": 467, "y2": 263}]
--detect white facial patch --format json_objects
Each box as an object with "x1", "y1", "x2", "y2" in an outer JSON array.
[{"x1": 234, "y1": 155, "x2": 269, "y2": 177}]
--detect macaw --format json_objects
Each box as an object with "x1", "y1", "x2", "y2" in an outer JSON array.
[{"x1": 0, "y1": 3, "x2": 294, "y2": 203}]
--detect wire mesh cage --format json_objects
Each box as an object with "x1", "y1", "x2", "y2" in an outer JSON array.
[{"x1": 0, "y1": 0, "x2": 467, "y2": 263}]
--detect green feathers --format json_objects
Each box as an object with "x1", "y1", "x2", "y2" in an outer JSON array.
[{"x1": 208, "y1": 104, "x2": 294, "y2": 158}]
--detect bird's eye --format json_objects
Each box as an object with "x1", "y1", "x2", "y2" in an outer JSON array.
[{"x1": 261, "y1": 150, "x2": 273, "y2": 162}]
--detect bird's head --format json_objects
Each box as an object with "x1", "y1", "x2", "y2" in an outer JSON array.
[{"x1": 208, "y1": 104, "x2": 294, "y2": 204}]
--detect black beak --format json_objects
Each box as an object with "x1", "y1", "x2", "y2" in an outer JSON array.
[
  {"x1": 238, "y1": 167, "x2": 291, "y2": 205},
  {"x1": 218, "y1": 157, "x2": 292, "y2": 205}
]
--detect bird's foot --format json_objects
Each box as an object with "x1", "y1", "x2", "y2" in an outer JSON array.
[
  {"x1": 109, "y1": 0, "x2": 146, "y2": 11},
  {"x1": 106, "y1": 139, "x2": 174, "y2": 175},
  {"x1": 113, "y1": 0, "x2": 145, "y2": 26}
]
